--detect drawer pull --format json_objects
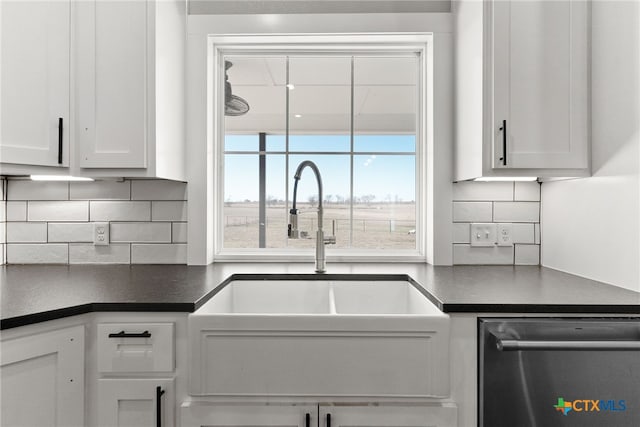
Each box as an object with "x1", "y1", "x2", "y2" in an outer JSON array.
[
  {"x1": 156, "y1": 386, "x2": 165, "y2": 427},
  {"x1": 305, "y1": 413, "x2": 310, "y2": 427},
  {"x1": 108, "y1": 330, "x2": 151, "y2": 338},
  {"x1": 326, "y1": 413, "x2": 331, "y2": 427}
]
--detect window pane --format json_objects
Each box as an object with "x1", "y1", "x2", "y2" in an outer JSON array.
[
  {"x1": 225, "y1": 134, "x2": 258, "y2": 152},
  {"x1": 289, "y1": 134, "x2": 350, "y2": 152},
  {"x1": 353, "y1": 55, "x2": 418, "y2": 140},
  {"x1": 223, "y1": 154, "x2": 286, "y2": 248},
  {"x1": 288, "y1": 154, "x2": 350, "y2": 249},
  {"x1": 354, "y1": 134, "x2": 415, "y2": 152},
  {"x1": 224, "y1": 56, "x2": 287, "y2": 135},
  {"x1": 266, "y1": 134, "x2": 286, "y2": 152},
  {"x1": 288, "y1": 56, "x2": 351, "y2": 151},
  {"x1": 352, "y1": 154, "x2": 416, "y2": 249}
]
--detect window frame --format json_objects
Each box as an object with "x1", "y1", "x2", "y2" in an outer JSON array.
[{"x1": 210, "y1": 34, "x2": 431, "y2": 263}]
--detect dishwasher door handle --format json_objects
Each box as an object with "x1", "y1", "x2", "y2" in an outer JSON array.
[{"x1": 495, "y1": 338, "x2": 640, "y2": 351}]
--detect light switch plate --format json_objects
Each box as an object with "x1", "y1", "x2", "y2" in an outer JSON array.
[
  {"x1": 470, "y1": 223, "x2": 497, "y2": 247},
  {"x1": 93, "y1": 222, "x2": 109, "y2": 246},
  {"x1": 497, "y1": 223, "x2": 513, "y2": 246}
]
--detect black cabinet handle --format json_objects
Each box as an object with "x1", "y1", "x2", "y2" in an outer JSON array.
[
  {"x1": 305, "y1": 413, "x2": 310, "y2": 427},
  {"x1": 326, "y1": 413, "x2": 331, "y2": 427},
  {"x1": 108, "y1": 330, "x2": 151, "y2": 338},
  {"x1": 499, "y1": 119, "x2": 507, "y2": 166},
  {"x1": 58, "y1": 117, "x2": 63, "y2": 164},
  {"x1": 156, "y1": 386, "x2": 165, "y2": 427}
]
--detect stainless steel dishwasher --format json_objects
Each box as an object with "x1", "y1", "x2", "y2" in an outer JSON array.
[{"x1": 479, "y1": 318, "x2": 640, "y2": 427}]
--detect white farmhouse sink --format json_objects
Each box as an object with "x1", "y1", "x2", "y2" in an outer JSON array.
[{"x1": 189, "y1": 277, "x2": 450, "y2": 398}]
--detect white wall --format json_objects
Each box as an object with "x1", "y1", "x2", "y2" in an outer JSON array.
[{"x1": 541, "y1": 0, "x2": 640, "y2": 292}]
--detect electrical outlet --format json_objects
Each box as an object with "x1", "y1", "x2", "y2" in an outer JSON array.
[
  {"x1": 497, "y1": 223, "x2": 513, "y2": 246},
  {"x1": 93, "y1": 222, "x2": 109, "y2": 246},
  {"x1": 470, "y1": 223, "x2": 497, "y2": 247}
]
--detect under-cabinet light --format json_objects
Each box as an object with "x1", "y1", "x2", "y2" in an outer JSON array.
[
  {"x1": 474, "y1": 177, "x2": 538, "y2": 182},
  {"x1": 294, "y1": 114, "x2": 302, "y2": 118},
  {"x1": 286, "y1": 84, "x2": 295, "y2": 90},
  {"x1": 30, "y1": 175, "x2": 94, "y2": 182}
]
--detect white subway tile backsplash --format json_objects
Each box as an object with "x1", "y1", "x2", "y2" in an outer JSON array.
[
  {"x1": 0, "y1": 201, "x2": 5, "y2": 222},
  {"x1": 452, "y1": 180, "x2": 540, "y2": 266},
  {"x1": 453, "y1": 223, "x2": 470, "y2": 244},
  {"x1": 131, "y1": 180, "x2": 187, "y2": 200},
  {"x1": 3, "y1": 179, "x2": 188, "y2": 265},
  {"x1": 131, "y1": 244, "x2": 187, "y2": 264},
  {"x1": 8, "y1": 181, "x2": 68, "y2": 200},
  {"x1": 7, "y1": 244, "x2": 68, "y2": 264},
  {"x1": 6, "y1": 201, "x2": 27, "y2": 221},
  {"x1": 70, "y1": 180, "x2": 130, "y2": 200},
  {"x1": 152, "y1": 201, "x2": 187, "y2": 221},
  {"x1": 172, "y1": 222, "x2": 188, "y2": 243},
  {"x1": 69, "y1": 243, "x2": 131, "y2": 264},
  {"x1": 110, "y1": 222, "x2": 171, "y2": 243},
  {"x1": 514, "y1": 182, "x2": 541, "y2": 201},
  {"x1": 28, "y1": 201, "x2": 89, "y2": 222},
  {"x1": 493, "y1": 202, "x2": 540, "y2": 222},
  {"x1": 453, "y1": 182, "x2": 513, "y2": 201},
  {"x1": 90, "y1": 201, "x2": 151, "y2": 221},
  {"x1": 512, "y1": 223, "x2": 535, "y2": 244},
  {"x1": 453, "y1": 244, "x2": 514, "y2": 265},
  {"x1": 6, "y1": 222, "x2": 48, "y2": 243},
  {"x1": 453, "y1": 202, "x2": 493, "y2": 222},
  {"x1": 48, "y1": 223, "x2": 95, "y2": 242},
  {"x1": 515, "y1": 244, "x2": 540, "y2": 265}
]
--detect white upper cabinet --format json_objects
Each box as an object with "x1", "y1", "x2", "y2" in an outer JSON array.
[
  {"x1": 0, "y1": 0, "x2": 70, "y2": 168},
  {"x1": 1, "y1": 0, "x2": 186, "y2": 180},
  {"x1": 75, "y1": 0, "x2": 186, "y2": 180},
  {"x1": 454, "y1": 0, "x2": 590, "y2": 180}
]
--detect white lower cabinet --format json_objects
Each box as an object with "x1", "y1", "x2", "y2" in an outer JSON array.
[
  {"x1": 181, "y1": 403, "x2": 457, "y2": 427},
  {"x1": 98, "y1": 378, "x2": 175, "y2": 427},
  {"x1": 94, "y1": 319, "x2": 178, "y2": 427},
  {"x1": 0, "y1": 324, "x2": 85, "y2": 426},
  {"x1": 319, "y1": 405, "x2": 457, "y2": 427},
  {"x1": 181, "y1": 403, "x2": 317, "y2": 427}
]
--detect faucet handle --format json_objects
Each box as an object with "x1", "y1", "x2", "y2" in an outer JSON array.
[
  {"x1": 287, "y1": 208, "x2": 299, "y2": 239},
  {"x1": 323, "y1": 235, "x2": 336, "y2": 245},
  {"x1": 324, "y1": 219, "x2": 336, "y2": 245}
]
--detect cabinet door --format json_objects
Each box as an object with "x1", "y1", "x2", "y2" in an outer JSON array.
[
  {"x1": 0, "y1": 325, "x2": 84, "y2": 426},
  {"x1": 181, "y1": 403, "x2": 317, "y2": 427},
  {"x1": 492, "y1": 0, "x2": 588, "y2": 169},
  {"x1": 98, "y1": 378, "x2": 175, "y2": 427},
  {"x1": 0, "y1": 0, "x2": 70, "y2": 167},
  {"x1": 76, "y1": 0, "x2": 148, "y2": 168},
  {"x1": 319, "y1": 405, "x2": 457, "y2": 427}
]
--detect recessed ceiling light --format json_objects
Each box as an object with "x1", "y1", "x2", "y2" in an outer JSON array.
[
  {"x1": 294, "y1": 114, "x2": 302, "y2": 118},
  {"x1": 30, "y1": 175, "x2": 94, "y2": 182},
  {"x1": 286, "y1": 84, "x2": 295, "y2": 90}
]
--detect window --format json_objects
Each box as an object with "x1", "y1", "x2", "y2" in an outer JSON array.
[{"x1": 214, "y1": 40, "x2": 426, "y2": 260}]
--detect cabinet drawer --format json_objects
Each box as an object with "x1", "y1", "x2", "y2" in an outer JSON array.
[{"x1": 97, "y1": 323, "x2": 174, "y2": 373}]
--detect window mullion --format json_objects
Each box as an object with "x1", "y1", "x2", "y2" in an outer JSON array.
[{"x1": 349, "y1": 55, "x2": 355, "y2": 248}]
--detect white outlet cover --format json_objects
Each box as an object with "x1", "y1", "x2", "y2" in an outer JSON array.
[
  {"x1": 497, "y1": 223, "x2": 513, "y2": 246},
  {"x1": 93, "y1": 222, "x2": 110, "y2": 246},
  {"x1": 470, "y1": 223, "x2": 497, "y2": 247}
]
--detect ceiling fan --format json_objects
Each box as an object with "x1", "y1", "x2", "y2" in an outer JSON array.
[{"x1": 224, "y1": 61, "x2": 250, "y2": 116}]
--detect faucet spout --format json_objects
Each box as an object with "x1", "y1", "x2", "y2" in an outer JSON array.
[{"x1": 288, "y1": 160, "x2": 334, "y2": 273}]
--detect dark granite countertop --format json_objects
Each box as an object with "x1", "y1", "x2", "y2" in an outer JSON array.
[{"x1": 2, "y1": 263, "x2": 640, "y2": 329}]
